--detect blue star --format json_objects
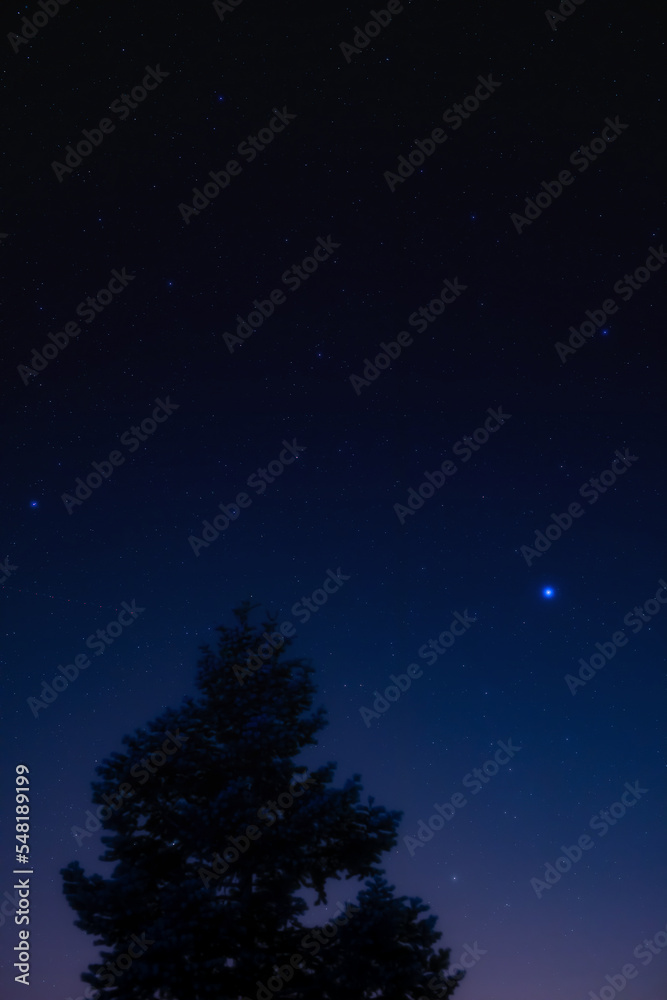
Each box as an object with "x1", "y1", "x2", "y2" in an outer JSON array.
[
  {"x1": 30, "y1": 500, "x2": 39, "y2": 509},
  {"x1": 542, "y1": 586, "x2": 555, "y2": 599}
]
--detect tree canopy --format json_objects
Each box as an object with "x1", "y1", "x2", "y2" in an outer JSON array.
[{"x1": 62, "y1": 601, "x2": 465, "y2": 999}]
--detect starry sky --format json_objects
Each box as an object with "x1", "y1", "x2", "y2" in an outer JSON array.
[{"x1": 1, "y1": 0, "x2": 666, "y2": 997}]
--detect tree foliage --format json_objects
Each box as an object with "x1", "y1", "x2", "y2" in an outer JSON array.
[{"x1": 62, "y1": 601, "x2": 464, "y2": 999}]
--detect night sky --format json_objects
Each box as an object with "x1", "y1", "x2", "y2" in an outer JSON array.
[{"x1": 2, "y1": 0, "x2": 666, "y2": 997}]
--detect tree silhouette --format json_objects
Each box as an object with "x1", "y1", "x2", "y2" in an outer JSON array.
[{"x1": 61, "y1": 601, "x2": 465, "y2": 999}]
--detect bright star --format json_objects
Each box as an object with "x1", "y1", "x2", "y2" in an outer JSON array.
[{"x1": 542, "y1": 586, "x2": 555, "y2": 598}]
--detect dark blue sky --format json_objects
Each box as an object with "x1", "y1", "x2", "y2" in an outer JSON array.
[{"x1": 1, "y1": 0, "x2": 666, "y2": 997}]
